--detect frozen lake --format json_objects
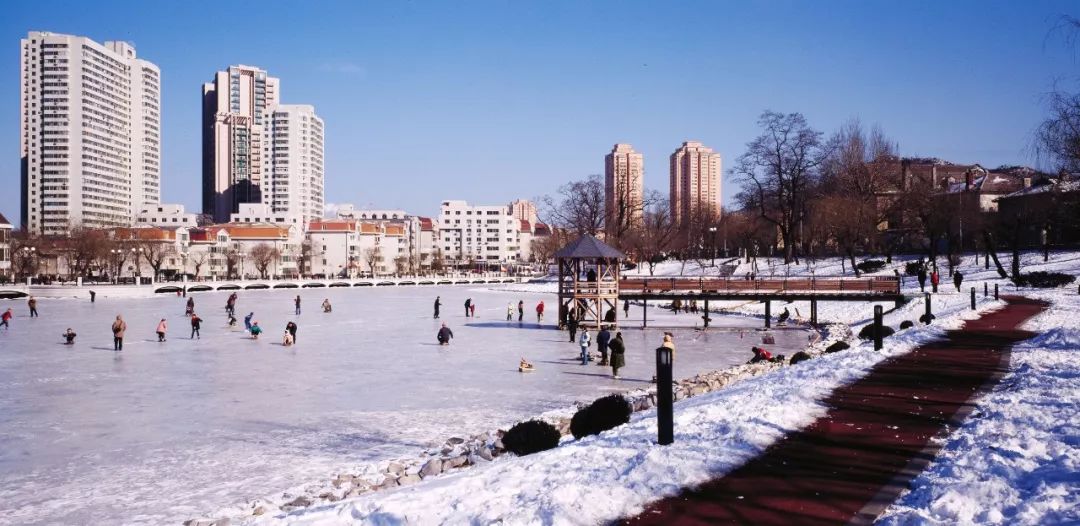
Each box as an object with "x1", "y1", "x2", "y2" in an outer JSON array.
[{"x1": 0, "y1": 285, "x2": 811, "y2": 525}]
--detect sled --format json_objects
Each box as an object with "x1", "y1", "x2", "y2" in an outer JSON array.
[
  {"x1": 761, "y1": 333, "x2": 776, "y2": 345},
  {"x1": 518, "y1": 365, "x2": 535, "y2": 372}
]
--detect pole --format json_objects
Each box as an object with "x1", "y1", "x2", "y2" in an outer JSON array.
[
  {"x1": 764, "y1": 300, "x2": 771, "y2": 329},
  {"x1": 994, "y1": 283, "x2": 999, "y2": 300},
  {"x1": 656, "y1": 347, "x2": 674, "y2": 445},
  {"x1": 924, "y1": 292, "x2": 932, "y2": 323},
  {"x1": 970, "y1": 287, "x2": 976, "y2": 310},
  {"x1": 873, "y1": 305, "x2": 883, "y2": 351},
  {"x1": 642, "y1": 300, "x2": 647, "y2": 328},
  {"x1": 984, "y1": 282, "x2": 988, "y2": 297},
  {"x1": 703, "y1": 299, "x2": 710, "y2": 328}
]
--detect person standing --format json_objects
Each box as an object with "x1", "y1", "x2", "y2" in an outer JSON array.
[
  {"x1": 930, "y1": 269, "x2": 940, "y2": 293},
  {"x1": 156, "y1": 318, "x2": 168, "y2": 342},
  {"x1": 536, "y1": 300, "x2": 544, "y2": 322},
  {"x1": 1, "y1": 308, "x2": 13, "y2": 330},
  {"x1": 506, "y1": 302, "x2": 514, "y2": 321},
  {"x1": 111, "y1": 315, "x2": 127, "y2": 351},
  {"x1": 433, "y1": 296, "x2": 441, "y2": 319},
  {"x1": 28, "y1": 296, "x2": 38, "y2": 318},
  {"x1": 294, "y1": 295, "x2": 302, "y2": 315},
  {"x1": 953, "y1": 270, "x2": 964, "y2": 292},
  {"x1": 623, "y1": 299, "x2": 630, "y2": 319},
  {"x1": 917, "y1": 266, "x2": 928, "y2": 292},
  {"x1": 286, "y1": 321, "x2": 298, "y2": 343},
  {"x1": 470, "y1": 302, "x2": 476, "y2": 318},
  {"x1": 517, "y1": 300, "x2": 524, "y2": 322},
  {"x1": 596, "y1": 325, "x2": 611, "y2": 366},
  {"x1": 609, "y1": 332, "x2": 626, "y2": 379},
  {"x1": 464, "y1": 298, "x2": 472, "y2": 318},
  {"x1": 185, "y1": 297, "x2": 195, "y2": 316},
  {"x1": 578, "y1": 329, "x2": 591, "y2": 365},
  {"x1": 567, "y1": 312, "x2": 578, "y2": 343},
  {"x1": 90, "y1": 290, "x2": 96, "y2": 303},
  {"x1": 190, "y1": 313, "x2": 202, "y2": 339}
]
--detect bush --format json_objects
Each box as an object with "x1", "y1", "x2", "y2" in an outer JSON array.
[
  {"x1": 858, "y1": 324, "x2": 895, "y2": 340},
  {"x1": 904, "y1": 262, "x2": 924, "y2": 276},
  {"x1": 824, "y1": 341, "x2": 850, "y2": 353},
  {"x1": 1017, "y1": 272, "x2": 1076, "y2": 288},
  {"x1": 856, "y1": 260, "x2": 886, "y2": 274},
  {"x1": 919, "y1": 313, "x2": 936, "y2": 325},
  {"x1": 899, "y1": 320, "x2": 915, "y2": 330},
  {"x1": 789, "y1": 351, "x2": 812, "y2": 365},
  {"x1": 570, "y1": 394, "x2": 632, "y2": 440},
  {"x1": 503, "y1": 420, "x2": 561, "y2": 456}
]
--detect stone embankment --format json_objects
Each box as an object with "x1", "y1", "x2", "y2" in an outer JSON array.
[{"x1": 189, "y1": 322, "x2": 849, "y2": 525}]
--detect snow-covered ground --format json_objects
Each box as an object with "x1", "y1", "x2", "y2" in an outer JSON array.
[
  {"x1": 257, "y1": 251, "x2": 1079, "y2": 525},
  {"x1": 0, "y1": 285, "x2": 810, "y2": 526}
]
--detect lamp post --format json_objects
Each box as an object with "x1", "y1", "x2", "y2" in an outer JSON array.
[
  {"x1": 708, "y1": 226, "x2": 717, "y2": 266},
  {"x1": 656, "y1": 344, "x2": 674, "y2": 445}
]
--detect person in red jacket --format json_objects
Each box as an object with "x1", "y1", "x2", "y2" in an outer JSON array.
[
  {"x1": 930, "y1": 269, "x2": 940, "y2": 293},
  {"x1": 535, "y1": 300, "x2": 545, "y2": 322},
  {"x1": 1, "y1": 308, "x2": 13, "y2": 330}
]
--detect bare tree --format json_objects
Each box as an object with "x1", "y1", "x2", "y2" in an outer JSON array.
[
  {"x1": 138, "y1": 240, "x2": 174, "y2": 281},
  {"x1": 529, "y1": 235, "x2": 559, "y2": 267},
  {"x1": 364, "y1": 246, "x2": 382, "y2": 276},
  {"x1": 249, "y1": 243, "x2": 280, "y2": 279},
  {"x1": 624, "y1": 193, "x2": 679, "y2": 276},
  {"x1": 1035, "y1": 90, "x2": 1080, "y2": 173},
  {"x1": 733, "y1": 111, "x2": 832, "y2": 264},
  {"x1": 539, "y1": 175, "x2": 605, "y2": 237},
  {"x1": 190, "y1": 251, "x2": 209, "y2": 280},
  {"x1": 605, "y1": 178, "x2": 652, "y2": 246},
  {"x1": 10, "y1": 231, "x2": 41, "y2": 280},
  {"x1": 65, "y1": 226, "x2": 109, "y2": 279}
]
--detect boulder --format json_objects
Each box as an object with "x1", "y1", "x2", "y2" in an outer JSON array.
[
  {"x1": 419, "y1": 459, "x2": 443, "y2": 478},
  {"x1": 252, "y1": 506, "x2": 268, "y2": 516},
  {"x1": 444, "y1": 455, "x2": 468, "y2": 469},
  {"x1": 447, "y1": 436, "x2": 466, "y2": 445},
  {"x1": 184, "y1": 519, "x2": 229, "y2": 526},
  {"x1": 377, "y1": 475, "x2": 399, "y2": 490},
  {"x1": 332, "y1": 474, "x2": 354, "y2": 488},
  {"x1": 397, "y1": 473, "x2": 422, "y2": 486},
  {"x1": 386, "y1": 462, "x2": 406, "y2": 475}
]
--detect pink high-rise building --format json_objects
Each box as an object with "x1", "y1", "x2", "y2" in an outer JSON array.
[
  {"x1": 604, "y1": 143, "x2": 644, "y2": 237},
  {"x1": 670, "y1": 141, "x2": 722, "y2": 229}
]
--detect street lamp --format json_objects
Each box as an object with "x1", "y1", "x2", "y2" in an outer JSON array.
[
  {"x1": 708, "y1": 226, "x2": 717, "y2": 266},
  {"x1": 656, "y1": 345, "x2": 674, "y2": 445}
]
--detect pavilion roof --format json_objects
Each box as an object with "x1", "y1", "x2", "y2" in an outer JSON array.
[{"x1": 554, "y1": 234, "x2": 625, "y2": 259}]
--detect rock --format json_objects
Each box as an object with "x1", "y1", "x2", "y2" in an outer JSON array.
[
  {"x1": 386, "y1": 462, "x2": 405, "y2": 475},
  {"x1": 184, "y1": 519, "x2": 229, "y2": 526},
  {"x1": 377, "y1": 475, "x2": 399, "y2": 490},
  {"x1": 492, "y1": 439, "x2": 504, "y2": 451},
  {"x1": 477, "y1": 448, "x2": 494, "y2": 461},
  {"x1": 252, "y1": 506, "x2": 268, "y2": 516},
  {"x1": 444, "y1": 455, "x2": 468, "y2": 469},
  {"x1": 690, "y1": 385, "x2": 707, "y2": 396},
  {"x1": 282, "y1": 496, "x2": 313, "y2": 510},
  {"x1": 398, "y1": 473, "x2": 422, "y2": 486},
  {"x1": 419, "y1": 459, "x2": 443, "y2": 478},
  {"x1": 447, "y1": 436, "x2": 466, "y2": 445},
  {"x1": 332, "y1": 474, "x2": 354, "y2": 488}
]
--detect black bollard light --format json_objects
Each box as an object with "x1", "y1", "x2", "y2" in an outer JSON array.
[
  {"x1": 984, "y1": 282, "x2": 988, "y2": 298},
  {"x1": 873, "y1": 305, "x2": 883, "y2": 351},
  {"x1": 656, "y1": 345, "x2": 674, "y2": 445},
  {"x1": 994, "y1": 283, "x2": 999, "y2": 300},
  {"x1": 970, "y1": 287, "x2": 976, "y2": 310}
]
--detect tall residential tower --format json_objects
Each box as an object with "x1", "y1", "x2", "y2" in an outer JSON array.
[
  {"x1": 20, "y1": 31, "x2": 161, "y2": 235},
  {"x1": 604, "y1": 143, "x2": 644, "y2": 238},
  {"x1": 262, "y1": 104, "x2": 325, "y2": 226},
  {"x1": 202, "y1": 65, "x2": 280, "y2": 223},
  {"x1": 669, "y1": 141, "x2": 722, "y2": 230}
]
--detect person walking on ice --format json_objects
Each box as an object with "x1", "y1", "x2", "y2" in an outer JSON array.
[
  {"x1": 517, "y1": 300, "x2": 524, "y2": 322},
  {"x1": 437, "y1": 322, "x2": 454, "y2": 345},
  {"x1": 156, "y1": 318, "x2": 167, "y2": 342},
  {"x1": 506, "y1": 302, "x2": 514, "y2": 321},
  {"x1": 1, "y1": 308, "x2": 12, "y2": 331},
  {"x1": 953, "y1": 270, "x2": 964, "y2": 292},
  {"x1": 578, "y1": 328, "x2": 591, "y2": 365},
  {"x1": 470, "y1": 302, "x2": 476, "y2": 318},
  {"x1": 111, "y1": 315, "x2": 127, "y2": 351},
  {"x1": 28, "y1": 296, "x2": 38, "y2": 318},
  {"x1": 596, "y1": 325, "x2": 611, "y2": 366},
  {"x1": 294, "y1": 295, "x2": 302, "y2": 315},
  {"x1": 190, "y1": 312, "x2": 202, "y2": 339},
  {"x1": 536, "y1": 300, "x2": 544, "y2": 322},
  {"x1": 609, "y1": 331, "x2": 625, "y2": 379},
  {"x1": 434, "y1": 296, "x2": 441, "y2": 319},
  {"x1": 185, "y1": 297, "x2": 195, "y2": 316}
]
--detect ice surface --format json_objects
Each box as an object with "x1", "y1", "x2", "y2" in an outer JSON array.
[{"x1": 0, "y1": 284, "x2": 809, "y2": 525}]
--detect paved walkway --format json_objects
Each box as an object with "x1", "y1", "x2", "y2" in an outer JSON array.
[{"x1": 623, "y1": 296, "x2": 1048, "y2": 526}]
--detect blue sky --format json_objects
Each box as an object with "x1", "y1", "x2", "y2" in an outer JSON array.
[{"x1": 2, "y1": 1, "x2": 1077, "y2": 225}]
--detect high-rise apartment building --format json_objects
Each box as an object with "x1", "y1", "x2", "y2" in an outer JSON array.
[
  {"x1": 604, "y1": 143, "x2": 644, "y2": 237},
  {"x1": 508, "y1": 199, "x2": 538, "y2": 225},
  {"x1": 262, "y1": 104, "x2": 325, "y2": 226},
  {"x1": 202, "y1": 65, "x2": 280, "y2": 222},
  {"x1": 20, "y1": 31, "x2": 162, "y2": 235},
  {"x1": 669, "y1": 141, "x2": 722, "y2": 229}
]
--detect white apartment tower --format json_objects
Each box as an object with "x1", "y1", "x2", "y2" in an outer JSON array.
[
  {"x1": 669, "y1": 141, "x2": 722, "y2": 229},
  {"x1": 262, "y1": 104, "x2": 325, "y2": 226},
  {"x1": 20, "y1": 31, "x2": 162, "y2": 235},
  {"x1": 202, "y1": 65, "x2": 280, "y2": 223},
  {"x1": 604, "y1": 143, "x2": 644, "y2": 237}
]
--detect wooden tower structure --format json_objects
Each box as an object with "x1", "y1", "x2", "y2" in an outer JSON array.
[{"x1": 554, "y1": 235, "x2": 625, "y2": 329}]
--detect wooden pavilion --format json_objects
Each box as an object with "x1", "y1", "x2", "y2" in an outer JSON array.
[{"x1": 554, "y1": 235, "x2": 625, "y2": 329}]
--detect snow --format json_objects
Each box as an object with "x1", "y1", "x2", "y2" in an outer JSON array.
[
  {"x1": 0, "y1": 284, "x2": 810, "y2": 526},
  {"x1": 256, "y1": 251, "x2": 1079, "y2": 525}
]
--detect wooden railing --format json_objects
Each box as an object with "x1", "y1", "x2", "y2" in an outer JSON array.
[{"x1": 619, "y1": 276, "x2": 901, "y2": 296}]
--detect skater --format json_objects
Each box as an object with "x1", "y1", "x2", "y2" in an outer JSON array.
[
  {"x1": 250, "y1": 322, "x2": 263, "y2": 339},
  {"x1": 62, "y1": 328, "x2": 77, "y2": 345},
  {"x1": 567, "y1": 312, "x2": 578, "y2": 343},
  {"x1": 470, "y1": 302, "x2": 476, "y2": 318},
  {"x1": 609, "y1": 332, "x2": 626, "y2": 378},
  {"x1": 931, "y1": 269, "x2": 940, "y2": 293},
  {"x1": 437, "y1": 322, "x2": 454, "y2": 345},
  {"x1": 777, "y1": 307, "x2": 790, "y2": 325},
  {"x1": 226, "y1": 293, "x2": 237, "y2": 316},
  {"x1": 953, "y1": 270, "x2": 964, "y2": 292},
  {"x1": 506, "y1": 302, "x2": 514, "y2": 321},
  {"x1": 578, "y1": 329, "x2": 591, "y2": 365},
  {"x1": 227, "y1": 314, "x2": 237, "y2": 327},
  {"x1": 90, "y1": 290, "x2": 96, "y2": 303},
  {"x1": 596, "y1": 325, "x2": 611, "y2": 366},
  {"x1": 285, "y1": 321, "x2": 297, "y2": 343},
  {"x1": 282, "y1": 330, "x2": 294, "y2": 346},
  {"x1": 322, "y1": 298, "x2": 332, "y2": 313},
  {"x1": 28, "y1": 296, "x2": 38, "y2": 317},
  {"x1": 244, "y1": 312, "x2": 254, "y2": 332},
  {"x1": 185, "y1": 297, "x2": 195, "y2": 316},
  {"x1": 464, "y1": 298, "x2": 472, "y2": 318},
  {"x1": 156, "y1": 318, "x2": 167, "y2": 342},
  {"x1": 623, "y1": 299, "x2": 630, "y2": 318},
  {"x1": 518, "y1": 300, "x2": 524, "y2": 322},
  {"x1": 1, "y1": 308, "x2": 12, "y2": 330},
  {"x1": 434, "y1": 296, "x2": 441, "y2": 319},
  {"x1": 294, "y1": 295, "x2": 301, "y2": 315},
  {"x1": 917, "y1": 266, "x2": 927, "y2": 292},
  {"x1": 111, "y1": 315, "x2": 127, "y2": 351},
  {"x1": 190, "y1": 312, "x2": 202, "y2": 339},
  {"x1": 536, "y1": 300, "x2": 544, "y2": 322}
]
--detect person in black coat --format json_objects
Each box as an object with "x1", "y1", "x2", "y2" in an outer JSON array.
[
  {"x1": 437, "y1": 323, "x2": 454, "y2": 345},
  {"x1": 434, "y1": 296, "x2": 441, "y2": 319},
  {"x1": 609, "y1": 332, "x2": 626, "y2": 378},
  {"x1": 953, "y1": 270, "x2": 964, "y2": 292},
  {"x1": 596, "y1": 326, "x2": 611, "y2": 365},
  {"x1": 917, "y1": 267, "x2": 928, "y2": 292},
  {"x1": 285, "y1": 321, "x2": 298, "y2": 343},
  {"x1": 464, "y1": 298, "x2": 472, "y2": 318},
  {"x1": 567, "y1": 313, "x2": 578, "y2": 343}
]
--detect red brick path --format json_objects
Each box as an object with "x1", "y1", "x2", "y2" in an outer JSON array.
[{"x1": 623, "y1": 296, "x2": 1047, "y2": 526}]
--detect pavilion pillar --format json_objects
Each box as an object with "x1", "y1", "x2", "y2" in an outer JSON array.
[{"x1": 764, "y1": 300, "x2": 771, "y2": 329}]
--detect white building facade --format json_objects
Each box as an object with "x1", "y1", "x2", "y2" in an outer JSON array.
[
  {"x1": 438, "y1": 200, "x2": 529, "y2": 265},
  {"x1": 135, "y1": 204, "x2": 198, "y2": 228},
  {"x1": 262, "y1": 104, "x2": 325, "y2": 227},
  {"x1": 20, "y1": 31, "x2": 162, "y2": 235}
]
